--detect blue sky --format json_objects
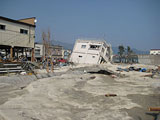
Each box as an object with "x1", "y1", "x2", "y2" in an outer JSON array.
[{"x1": 1, "y1": 0, "x2": 160, "y2": 50}]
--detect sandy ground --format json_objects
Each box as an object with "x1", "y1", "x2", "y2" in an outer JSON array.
[{"x1": 0, "y1": 63, "x2": 159, "y2": 120}]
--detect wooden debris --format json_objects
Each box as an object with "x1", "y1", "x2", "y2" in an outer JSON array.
[
  {"x1": 20, "y1": 86, "x2": 26, "y2": 89},
  {"x1": 90, "y1": 76, "x2": 96, "y2": 79},
  {"x1": 149, "y1": 107, "x2": 160, "y2": 111},
  {"x1": 142, "y1": 74, "x2": 154, "y2": 78},
  {"x1": 158, "y1": 66, "x2": 160, "y2": 71},
  {"x1": 105, "y1": 94, "x2": 117, "y2": 97},
  {"x1": 111, "y1": 74, "x2": 117, "y2": 78}
]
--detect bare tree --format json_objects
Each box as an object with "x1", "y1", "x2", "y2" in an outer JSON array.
[{"x1": 42, "y1": 29, "x2": 53, "y2": 72}]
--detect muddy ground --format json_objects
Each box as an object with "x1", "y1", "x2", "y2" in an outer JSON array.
[{"x1": 0, "y1": 64, "x2": 159, "y2": 120}]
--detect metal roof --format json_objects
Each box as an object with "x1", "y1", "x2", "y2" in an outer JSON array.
[{"x1": 0, "y1": 16, "x2": 36, "y2": 27}]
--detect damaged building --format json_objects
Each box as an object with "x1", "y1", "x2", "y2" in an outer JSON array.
[
  {"x1": 70, "y1": 39, "x2": 112, "y2": 64},
  {"x1": 50, "y1": 45, "x2": 63, "y2": 59},
  {"x1": 34, "y1": 43, "x2": 45, "y2": 61},
  {"x1": 0, "y1": 16, "x2": 36, "y2": 62}
]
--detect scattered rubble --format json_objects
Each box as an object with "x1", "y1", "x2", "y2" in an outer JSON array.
[
  {"x1": 116, "y1": 65, "x2": 160, "y2": 78},
  {"x1": 0, "y1": 63, "x2": 159, "y2": 120},
  {"x1": 88, "y1": 70, "x2": 113, "y2": 75}
]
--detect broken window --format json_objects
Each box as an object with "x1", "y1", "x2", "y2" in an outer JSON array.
[
  {"x1": 20, "y1": 29, "x2": 28, "y2": 34},
  {"x1": 0, "y1": 24, "x2": 5, "y2": 30},
  {"x1": 81, "y1": 45, "x2": 86, "y2": 48},
  {"x1": 89, "y1": 45, "x2": 100, "y2": 50}
]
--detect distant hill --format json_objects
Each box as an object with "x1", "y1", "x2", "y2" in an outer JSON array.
[
  {"x1": 112, "y1": 46, "x2": 149, "y2": 55},
  {"x1": 52, "y1": 41, "x2": 150, "y2": 54},
  {"x1": 36, "y1": 40, "x2": 74, "y2": 50},
  {"x1": 51, "y1": 40, "x2": 74, "y2": 50},
  {"x1": 36, "y1": 40, "x2": 149, "y2": 54},
  {"x1": 132, "y1": 48, "x2": 149, "y2": 55}
]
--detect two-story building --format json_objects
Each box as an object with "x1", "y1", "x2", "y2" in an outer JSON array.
[
  {"x1": 70, "y1": 39, "x2": 112, "y2": 64},
  {"x1": 0, "y1": 16, "x2": 36, "y2": 61}
]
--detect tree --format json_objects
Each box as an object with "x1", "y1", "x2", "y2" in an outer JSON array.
[
  {"x1": 126, "y1": 46, "x2": 133, "y2": 63},
  {"x1": 42, "y1": 29, "x2": 53, "y2": 72},
  {"x1": 118, "y1": 45, "x2": 125, "y2": 63},
  {"x1": 127, "y1": 46, "x2": 132, "y2": 55}
]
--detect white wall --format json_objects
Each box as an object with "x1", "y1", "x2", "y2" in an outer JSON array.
[
  {"x1": 70, "y1": 52, "x2": 100, "y2": 64},
  {"x1": 85, "y1": 54, "x2": 100, "y2": 64},
  {"x1": 70, "y1": 40, "x2": 108, "y2": 64},
  {"x1": 0, "y1": 19, "x2": 35, "y2": 48},
  {"x1": 73, "y1": 41, "x2": 101, "y2": 55},
  {"x1": 35, "y1": 44, "x2": 44, "y2": 56}
]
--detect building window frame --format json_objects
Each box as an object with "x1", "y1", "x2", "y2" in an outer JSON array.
[
  {"x1": 81, "y1": 45, "x2": 86, "y2": 49},
  {"x1": 20, "y1": 29, "x2": 28, "y2": 34},
  {"x1": 89, "y1": 45, "x2": 100, "y2": 50},
  {"x1": 0, "y1": 24, "x2": 6, "y2": 30}
]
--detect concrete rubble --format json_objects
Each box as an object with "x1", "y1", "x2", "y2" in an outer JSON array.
[{"x1": 0, "y1": 63, "x2": 159, "y2": 120}]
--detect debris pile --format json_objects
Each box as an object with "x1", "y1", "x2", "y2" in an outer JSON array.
[
  {"x1": 0, "y1": 62, "x2": 25, "y2": 75},
  {"x1": 21, "y1": 61, "x2": 39, "y2": 73},
  {"x1": 117, "y1": 66, "x2": 160, "y2": 78}
]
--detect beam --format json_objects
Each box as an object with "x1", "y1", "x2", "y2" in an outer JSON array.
[
  {"x1": 10, "y1": 47, "x2": 13, "y2": 61},
  {"x1": 31, "y1": 48, "x2": 35, "y2": 62},
  {"x1": 17, "y1": 48, "x2": 19, "y2": 62},
  {"x1": 51, "y1": 58, "x2": 54, "y2": 72},
  {"x1": 149, "y1": 107, "x2": 160, "y2": 111}
]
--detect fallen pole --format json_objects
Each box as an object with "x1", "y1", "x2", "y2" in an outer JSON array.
[{"x1": 149, "y1": 107, "x2": 160, "y2": 111}]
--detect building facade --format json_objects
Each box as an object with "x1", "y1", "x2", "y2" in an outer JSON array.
[
  {"x1": 70, "y1": 39, "x2": 112, "y2": 64},
  {"x1": 34, "y1": 43, "x2": 45, "y2": 61},
  {"x1": 0, "y1": 16, "x2": 36, "y2": 61},
  {"x1": 27, "y1": 43, "x2": 67, "y2": 61},
  {"x1": 50, "y1": 45, "x2": 63, "y2": 59},
  {"x1": 150, "y1": 49, "x2": 160, "y2": 55},
  {"x1": 62, "y1": 49, "x2": 71, "y2": 60},
  {"x1": 0, "y1": 16, "x2": 35, "y2": 48}
]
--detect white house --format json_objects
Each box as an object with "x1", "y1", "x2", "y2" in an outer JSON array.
[
  {"x1": 34, "y1": 43, "x2": 45, "y2": 61},
  {"x1": 70, "y1": 39, "x2": 112, "y2": 64},
  {"x1": 150, "y1": 49, "x2": 160, "y2": 55}
]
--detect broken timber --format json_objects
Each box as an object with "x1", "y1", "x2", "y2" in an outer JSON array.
[
  {"x1": 105, "y1": 94, "x2": 117, "y2": 97},
  {"x1": 149, "y1": 107, "x2": 160, "y2": 111}
]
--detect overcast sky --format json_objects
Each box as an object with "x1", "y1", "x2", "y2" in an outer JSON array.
[{"x1": 1, "y1": 0, "x2": 160, "y2": 50}]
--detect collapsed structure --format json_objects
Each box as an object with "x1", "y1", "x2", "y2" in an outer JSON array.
[
  {"x1": 70, "y1": 39, "x2": 112, "y2": 64},
  {"x1": 0, "y1": 16, "x2": 36, "y2": 62}
]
